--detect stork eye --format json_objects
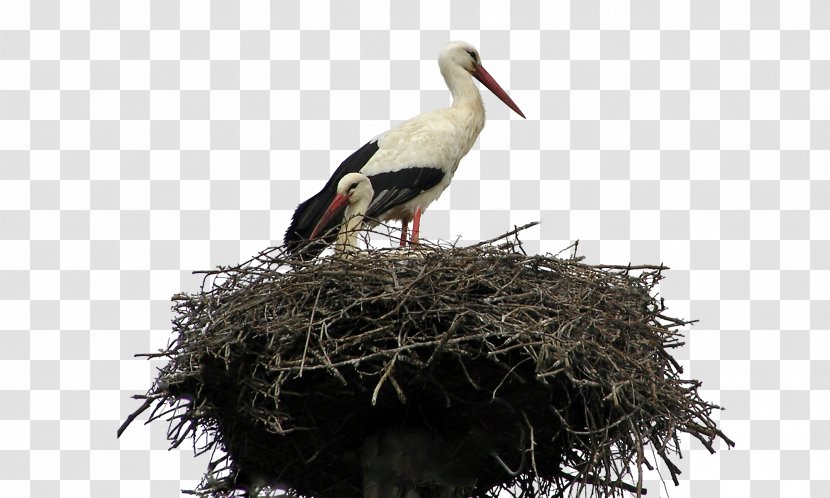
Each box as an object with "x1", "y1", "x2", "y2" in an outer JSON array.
[
  {"x1": 348, "y1": 183, "x2": 359, "y2": 192},
  {"x1": 466, "y1": 50, "x2": 478, "y2": 63}
]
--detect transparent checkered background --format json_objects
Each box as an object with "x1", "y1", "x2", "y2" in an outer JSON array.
[{"x1": 1, "y1": 0, "x2": 829, "y2": 496}]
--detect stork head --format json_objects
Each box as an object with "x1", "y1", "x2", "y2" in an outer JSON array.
[
  {"x1": 334, "y1": 172, "x2": 373, "y2": 203},
  {"x1": 439, "y1": 41, "x2": 525, "y2": 119},
  {"x1": 310, "y1": 173, "x2": 374, "y2": 239}
]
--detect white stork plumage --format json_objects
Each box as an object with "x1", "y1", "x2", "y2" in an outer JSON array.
[
  {"x1": 284, "y1": 41, "x2": 525, "y2": 257},
  {"x1": 310, "y1": 172, "x2": 374, "y2": 254}
]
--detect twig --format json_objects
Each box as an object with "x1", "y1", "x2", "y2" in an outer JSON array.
[
  {"x1": 470, "y1": 221, "x2": 539, "y2": 248},
  {"x1": 298, "y1": 287, "x2": 322, "y2": 377},
  {"x1": 116, "y1": 397, "x2": 153, "y2": 438}
]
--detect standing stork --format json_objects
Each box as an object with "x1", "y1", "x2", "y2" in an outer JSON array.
[{"x1": 284, "y1": 41, "x2": 525, "y2": 257}]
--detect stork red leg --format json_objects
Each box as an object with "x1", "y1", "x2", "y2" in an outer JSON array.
[
  {"x1": 411, "y1": 207, "x2": 422, "y2": 244},
  {"x1": 400, "y1": 221, "x2": 408, "y2": 247}
]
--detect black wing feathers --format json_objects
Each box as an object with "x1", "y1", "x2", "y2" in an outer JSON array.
[{"x1": 366, "y1": 167, "x2": 445, "y2": 219}]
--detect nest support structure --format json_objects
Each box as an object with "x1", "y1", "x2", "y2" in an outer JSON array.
[{"x1": 121, "y1": 224, "x2": 734, "y2": 498}]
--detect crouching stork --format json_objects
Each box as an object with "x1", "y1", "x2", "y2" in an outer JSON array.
[
  {"x1": 284, "y1": 40, "x2": 525, "y2": 258},
  {"x1": 310, "y1": 172, "x2": 374, "y2": 254}
]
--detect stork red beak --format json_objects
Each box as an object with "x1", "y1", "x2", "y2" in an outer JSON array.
[
  {"x1": 473, "y1": 65, "x2": 526, "y2": 119},
  {"x1": 310, "y1": 194, "x2": 350, "y2": 239}
]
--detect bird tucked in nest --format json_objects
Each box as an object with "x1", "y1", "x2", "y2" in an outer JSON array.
[{"x1": 310, "y1": 172, "x2": 374, "y2": 255}]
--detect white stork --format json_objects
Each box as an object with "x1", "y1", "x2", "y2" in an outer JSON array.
[
  {"x1": 310, "y1": 172, "x2": 374, "y2": 254},
  {"x1": 284, "y1": 40, "x2": 525, "y2": 257}
]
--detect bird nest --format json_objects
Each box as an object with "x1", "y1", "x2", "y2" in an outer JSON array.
[{"x1": 121, "y1": 224, "x2": 733, "y2": 498}]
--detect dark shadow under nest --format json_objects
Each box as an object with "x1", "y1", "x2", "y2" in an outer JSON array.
[{"x1": 120, "y1": 223, "x2": 734, "y2": 498}]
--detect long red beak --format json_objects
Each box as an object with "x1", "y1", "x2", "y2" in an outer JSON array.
[
  {"x1": 310, "y1": 194, "x2": 349, "y2": 239},
  {"x1": 473, "y1": 65, "x2": 525, "y2": 119}
]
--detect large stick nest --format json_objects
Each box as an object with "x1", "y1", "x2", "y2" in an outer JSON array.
[{"x1": 121, "y1": 224, "x2": 733, "y2": 497}]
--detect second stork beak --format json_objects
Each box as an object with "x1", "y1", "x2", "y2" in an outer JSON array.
[
  {"x1": 472, "y1": 65, "x2": 526, "y2": 119},
  {"x1": 310, "y1": 194, "x2": 350, "y2": 239}
]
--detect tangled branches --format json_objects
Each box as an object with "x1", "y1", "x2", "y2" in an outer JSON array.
[{"x1": 120, "y1": 224, "x2": 733, "y2": 497}]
